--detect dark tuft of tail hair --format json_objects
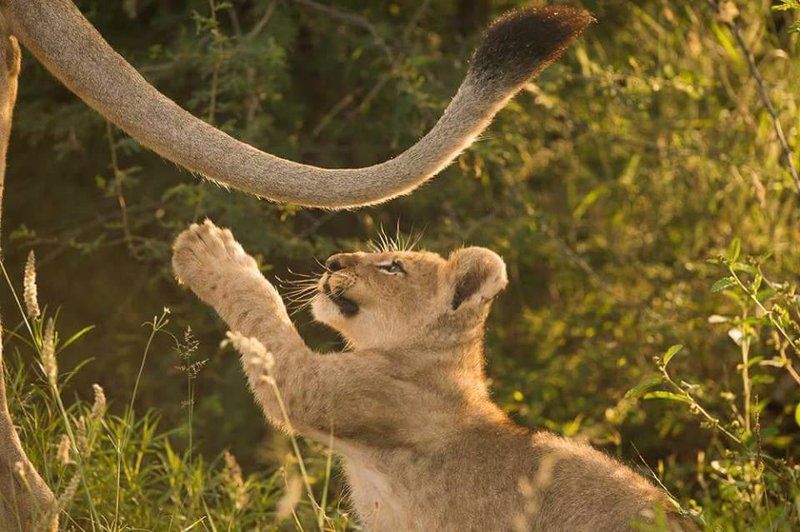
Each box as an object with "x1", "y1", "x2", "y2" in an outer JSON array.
[{"x1": 468, "y1": 5, "x2": 594, "y2": 91}]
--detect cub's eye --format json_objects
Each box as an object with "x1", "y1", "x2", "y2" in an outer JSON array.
[{"x1": 377, "y1": 259, "x2": 406, "y2": 275}]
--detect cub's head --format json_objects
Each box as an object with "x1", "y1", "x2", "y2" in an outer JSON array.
[{"x1": 310, "y1": 247, "x2": 508, "y2": 348}]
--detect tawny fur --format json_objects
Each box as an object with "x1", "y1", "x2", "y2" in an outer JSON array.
[
  {"x1": 173, "y1": 220, "x2": 695, "y2": 531},
  {"x1": 0, "y1": 1, "x2": 590, "y2": 208},
  {"x1": 0, "y1": 21, "x2": 57, "y2": 531}
]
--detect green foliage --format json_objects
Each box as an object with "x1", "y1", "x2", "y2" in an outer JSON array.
[
  {"x1": 775, "y1": 1, "x2": 800, "y2": 33},
  {"x1": 2, "y1": 0, "x2": 800, "y2": 529},
  {"x1": 3, "y1": 296, "x2": 349, "y2": 530},
  {"x1": 627, "y1": 250, "x2": 800, "y2": 528}
]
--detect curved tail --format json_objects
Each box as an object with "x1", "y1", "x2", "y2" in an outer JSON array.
[{"x1": 2, "y1": 2, "x2": 592, "y2": 208}]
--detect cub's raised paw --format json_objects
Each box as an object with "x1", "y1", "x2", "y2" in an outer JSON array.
[{"x1": 172, "y1": 219, "x2": 259, "y2": 296}]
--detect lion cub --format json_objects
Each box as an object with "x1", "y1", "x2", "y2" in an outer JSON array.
[{"x1": 172, "y1": 220, "x2": 693, "y2": 531}]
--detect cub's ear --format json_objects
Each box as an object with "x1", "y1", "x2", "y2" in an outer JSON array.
[{"x1": 446, "y1": 247, "x2": 508, "y2": 311}]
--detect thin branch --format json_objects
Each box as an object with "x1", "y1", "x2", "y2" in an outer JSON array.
[
  {"x1": 296, "y1": 211, "x2": 337, "y2": 239},
  {"x1": 208, "y1": 58, "x2": 221, "y2": 124},
  {"x1": 246, "y1": 1, "x2": 278, "y2": 40},
  {"x1": 207, "y1": 0, "x2": 222, "y2": 125},
  {"x1": 402, "y1": 0, "x2": 433, "y2": 43},
  {"x1": 105, "y1": 121, "x2": 134, "y2": 254},
  {"x1": 312, "y1": 90, "x2": 360, "y2": 137},
  {"x1": 350, "y1": 0, "x2": 432, "y2": 117},
  {"x1": 292, "y1": 0, "x2": 395, "y2": 63},
  {"x1": 707, "y1": 0, "x2": 800, "y2": 194},
  {"x1": 296, "y1": 0, "x2": 434, "y2": 128},
  {"x1": 660, "y1": 363, "x2": 743, "y2": 445},
  {"x1": 775, "y1": 333, "x2": 800, "y2": 386},
  {"x1": 728, "y1": 266, "x2": 800, "y2": 387}
]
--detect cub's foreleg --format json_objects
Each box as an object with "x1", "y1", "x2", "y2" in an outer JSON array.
[
  {"x1": 172, "y1": 221, "x2": 346, "y2": 438},
  {"x1": 172, "y1": 220, "x2": 306, "y2": 357}
]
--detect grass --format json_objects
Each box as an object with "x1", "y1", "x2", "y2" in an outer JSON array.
[{"x1": 2, "y1": 255, "x2": 351, "y2": 531}]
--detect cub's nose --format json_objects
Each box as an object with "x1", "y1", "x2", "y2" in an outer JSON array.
[{"x1": 325, "y1": 253, "x2": 357, "y2": 272}]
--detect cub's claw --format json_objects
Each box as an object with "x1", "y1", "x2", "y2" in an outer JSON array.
[{"x1": 172, "y1": 219, "x2": 259, "y2": 298}]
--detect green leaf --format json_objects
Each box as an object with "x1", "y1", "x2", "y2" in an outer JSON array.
[
  {"x1": 796, "y1": 404, "x2": 800, "y2": 427},
  {"x1": 773, "y1": 0, "x2": 800, "y2": 12},
  {"x1": 60, "y1": 325, "x2": 96, "y2": 351},
  {"x1": 663, "y1": 344, "x2": 684, "y2": 366},
  {"x1": 624, "y1": 376, "x2": 664, "y2": 399},
  {"x1": 643, "y1": 391, "x2": 692, "y2": 404},
  {"x1": 745, "y1": 356, "x2": 764, "y2": 369},
  {"x1": 731, "y1": 263, "x2": 756, "y2": 274},
  {"x1": 750, "y1": 375, "x2": 775, "y2": 386},
  {"x1": 727, "y1": 237, "x2": 741, "y2": 263},
  {"x1": 755, "y1": 288, "x2": 776, "y2": 303},
  {"x1": 711, "y1": 277, "x2": 736, "y2": 293}
]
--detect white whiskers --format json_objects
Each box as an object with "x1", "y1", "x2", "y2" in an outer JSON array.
[{"x1": 278, "y1": 269, "x2": 323, "y2": 316}]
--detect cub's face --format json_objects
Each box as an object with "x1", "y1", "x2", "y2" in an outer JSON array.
[{"x1": 310, "y1": 247, "x2": 508, "y2": 349}]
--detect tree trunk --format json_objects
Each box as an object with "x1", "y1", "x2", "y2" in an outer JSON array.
[{"x1": 0, "y1": 19, "x2": 57, "y2": 532}]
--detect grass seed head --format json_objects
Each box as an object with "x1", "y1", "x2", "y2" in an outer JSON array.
[
  {"x1": 41, "y1": 318, "x2": 57, "y2": 388},
  {"x1": 226, "y1": 331, "x2": 275, "y2": 372},
  {"x1": 23, "y1": 250, "x2": 41, "y2": 319},
  {"x1": 56, "y1": 434, "x2": 74, "y2": 465},
  {"x1": 90, "y1": 384, "x2": 106, "y2": 420}
]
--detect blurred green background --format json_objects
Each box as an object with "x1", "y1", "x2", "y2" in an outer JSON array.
[{"x1": 3, "y1": 0, "x2": 800, "y2": 528}]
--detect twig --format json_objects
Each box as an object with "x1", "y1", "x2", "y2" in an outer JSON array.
[
  {"x1": 139, "y1": 61, "x2": 178, "y2": 74},
  {"x1": 224, "y1": 3, "x2": 278, "y2": 137},
  {"x1": 402, "y1": 0, "x2": 433, "y2": 42},
  {"x1": 207, "y1": 0, "x2": 223, "y2": 125},
  {"x1": 707, "y1": 0, "x2": 800, "y2": 194},
  {"x1": 297, "y1": 211, "x2": 338, "y2": 239},
  {"x1": 246, "y1": 1, "x2": 278, "y2": 40},
  {"x1": 208, "y1": 58, "x2": 221, "y2": 124},
  {"x1": 266, "y1": 378, "x2": 323, "y2": 518},
  {"x1": 537, "y1": 217, "x2": 618, "y2": 296},
  {"x1": 105, "y1": 121, "x2": 135, "y2": 253},
  {"x1": 350, "y1": 70, "x2": 395, "y2": 116},
  {"x1": 349, "y1": 0, "x2": 432, "y2": 117},
  {"x1": 305, "y1": 0, "x2": 432, "y2": 133},
  {"x1": 312, "y1": 90, "x2": 360, "y2": 137},
  {"x1": 740, "y1": 323, "x2": 752, "y2": 433},
  {"x1": 659, "y1": 361, "x2": 743, "y2": 444},
  {"x1": 776, "y1": 335, "x2": 800, "y2": 386},
  {"x1": 728, "y1": 266, "x2": 800, "y2": 385},
  {"x1": 226, "y1": 6, "x2": 242, "y2": 36},
  {"x1": 293, "y1": 0, "x2": 395, "y2": 63}
]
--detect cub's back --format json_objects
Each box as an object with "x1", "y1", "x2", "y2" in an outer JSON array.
[{"x1": 345, "y1": 422, "x2": 689, "y2": 531}]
